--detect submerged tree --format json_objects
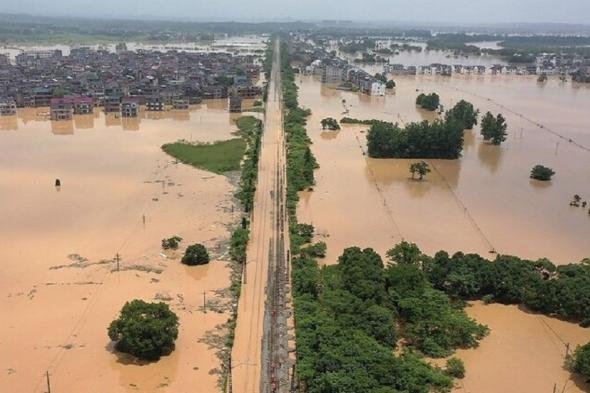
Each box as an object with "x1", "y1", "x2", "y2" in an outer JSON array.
[
  {"x1": 108, "y1": 300, "x2": 179, "y2": 360},
  {"x1": 320, "y1": 117, "x2": 340, "y2": 130},
  {"x1": 416, "y1": 93, "x2": 440, "y2": 111},
  {"x1": 181, "y1": 243, "x2": 210, "y2": 265},
  {"x1": 409, "y1": 161, "x2": 431, "y2": 180},
  {"x1": 161, "y1": 236, "x2": 183, "y2": 250},
  {"x1": 567, "y1": 342, "x2": 590, "y2": 382},
  {"x1": 530, "y1": 165, "x2": 555, "y2": 181},
  {"x1": 481, "y1": 112, "x2": 508, "y2": 145},
  {"x1": 446, "y1": 100, "x2": 479, "y2": 130}
]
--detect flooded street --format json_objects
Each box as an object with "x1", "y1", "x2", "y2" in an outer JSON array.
[
  {"x1": 0, "y1": 102, "x2": 243, "y2": 392},
  {"x1": 295, "y1": 74, "x2": 590, "y2": 392}
]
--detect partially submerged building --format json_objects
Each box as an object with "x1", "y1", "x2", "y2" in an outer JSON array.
[
  {"x1": 0, "y1": 98, "x2": 17, "y2": 116},
  {"x1": 121, "y1": 97, "x2": 140, "y2": 117},
  {"x1": 50, "y1": 98, "x2": 74, "y2": 121}
]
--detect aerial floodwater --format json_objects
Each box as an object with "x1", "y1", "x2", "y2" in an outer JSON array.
[
  {"x1": 0, "y1": 101, "x2": 248, "y2": 392},
  {"x1": 296, "y1": 73, "x2": 590, "y2": 392}
]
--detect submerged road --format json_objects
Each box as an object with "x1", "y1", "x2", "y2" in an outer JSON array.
[{"x1": 231, "y1": 39, "x2": 291, "y2": 393}]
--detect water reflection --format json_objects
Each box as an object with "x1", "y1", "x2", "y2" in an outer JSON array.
[
  {"x1": 477, "y1": 142, "x2": 504, "y2": 173},
  {"x1": 74, "y1": 114, "x2": 95, "y2": 129},
  {"x1": 5, "y1": 99, "x2": 248, "y2": 135},
  {"x1": 51, "y1": 120, "x2": 74, "y2": 135},
  {"x1": 0, "y1": 116, "x2": 17, "y2": 131}
]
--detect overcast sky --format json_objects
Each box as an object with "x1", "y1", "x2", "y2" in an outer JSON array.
[{"x1": 2, "y1": 0, "x2": 590, "y2": 25}]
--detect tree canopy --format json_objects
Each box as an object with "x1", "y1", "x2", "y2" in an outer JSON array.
[
  {"x1": 409, "y1": 161, "x2": 431, "y2": 180},
  {"x1": 181, "y1": 243, "x2": 210, "y2": 265},
  {"x1": 445, "y1": 100, "x2": 479, "y2": 130},
  {"x1": 108, "y1": 300, "x2": 179, "y2": 360},
  {"x1": 481, "y1": 112, "x2": 508, "y2": 145},
  {"x1": 416, "y1": 93, "x2": 440, "y2": 111},
  {"x1": 568, "y1": 343, "x2": 590, "y2": 382},
  {"x1": 367, "y1": 119, "x2": 464, "y2": 159},
  {"x1": 321, "y1": 117, "x2": 340, "y2": 130},
  {"x1": 530, "y1": 165, "x2": 555, "y2": 181}
]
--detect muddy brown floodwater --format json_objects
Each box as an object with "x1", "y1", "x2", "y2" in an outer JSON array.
[
  {"x1": 0, "y1": 100, "x2": 255, "y2": 392},
  {"x1": 295, "y1": 74, "x2": 590, "y2": 392}
]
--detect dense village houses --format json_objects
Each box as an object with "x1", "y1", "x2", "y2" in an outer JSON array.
[{"x1": 0, "y1": 47, "x2": 262, "y2": 116}]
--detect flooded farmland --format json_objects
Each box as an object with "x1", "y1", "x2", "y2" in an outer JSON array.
[
  {"x1": 297, "y1": 74, "x2": 590, "y2": 264},
  {"x1": 0, "y1": 101, "x2": 247, "y2": 392},
  {"x1": 295, "y1": 74, "x2": 590, "y2": 392}
]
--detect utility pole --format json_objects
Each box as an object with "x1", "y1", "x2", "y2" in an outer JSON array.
[
  {"x1": 46, "y1": 370, "x2": 51, "y2": 393},
  {"x1": 565, "y1": 342, "x2": 570, "y2": 357},
  {"x1": 203, "y1": 291, "x2": 207, "y2": 313},
  {"x1": 115, "y1": 253, "x2": 120, "y2": 272}
]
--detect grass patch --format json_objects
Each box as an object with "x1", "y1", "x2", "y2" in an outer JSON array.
[{"x1": 162, "y1": 138, "x2": 247, "y2": 174}]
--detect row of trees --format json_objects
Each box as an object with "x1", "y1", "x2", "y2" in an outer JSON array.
[
  {"x1": 419, "y1": 246, "x2": 590, "y2": 325},
  {"x1": 281, "y1": 40, "x2": 318, "y2": 223},
  {"x1": 367, "y1": 118, "x2": 465, "y2": 159}
]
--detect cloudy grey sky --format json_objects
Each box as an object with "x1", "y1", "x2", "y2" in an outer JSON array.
[{"x1": 1, "y1": 0, "x2": 590, "y2": 25}]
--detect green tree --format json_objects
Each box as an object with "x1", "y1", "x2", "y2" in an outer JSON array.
[
  {"x1": 385, "y1": 80, "x2": 396, "y2": 89},
  {"x1": 181, "y1": 243, "x2": 210, "y2": 265},
  {"x1": 320, "y1": 117, "x2": 340, "y2": 130},
  {"x1": 416, "y1": 93, "x2": 440, "y2": 111},
  {"x1": 374, "y1": 73, "x2": 388, "y2": 83},
  {"x1": 161, "y1": 236, "x2": 183, "y2": 250},
  {"x1": 446, "y1": 100, "x2": 479, "y2": 130},
  {"x1": 481, "y1": 112, "x2": 508, "y2": 145},
  {"x1": 568, "y1": 342, "x2": 590, "y2": 382},
  {"x1": 386, "y1": 241, "x2": 424, "y2": 266},
  {"x1": 108, "y1": 300, "x2": 179, "y2": 360},
  {"x1": 367, "y1": 119, "x2": 464, "y2": 159},
  {"x1": 446, "y1": 357, "x2": 466, "y2": 378},
  {"x1": 409, "y1": 161, "x2": 431, "y2": 180},
  {"x1": 338, "y1": 247, "x2": 386, "y2": 302},
  {"x1": 530, "y1": 165, "x2": 555, "y2": 181}
]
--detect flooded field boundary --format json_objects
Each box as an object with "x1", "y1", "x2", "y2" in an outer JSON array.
[{"x1": 443, "y1": 84, "x2": 590, "y2": 154}]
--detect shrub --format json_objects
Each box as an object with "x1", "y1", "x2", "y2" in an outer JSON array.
[
  {"x1": 416, "y1": 93, "x2": 440, "y2": 111},
  {"x1": 567, "y1": 342, "x2": 590, "y2": 381},
  {"x1": 530, "y1": 165, "x2": 555, "y2": 181},
  {"x1": 446, "y1": 357, "x2": 466, "y2": 378},
  {"x1": 108, "y1": 300, "x2": 179, "y2": 360},
  {"x1": 181, "y1": 243, "x2": 210, "y2": 266},
  {"x1": 161, "y1": 236, "x2": 183, "y2": 250},
  {"x1": 301, "y1": 241, "x2": 327, "y2": 258}
]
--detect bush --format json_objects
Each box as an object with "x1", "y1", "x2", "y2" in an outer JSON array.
[
  {"x1": 301, "y1": 241, "x2": 327, "y2": 258},
  {"x1": 530, "y1": 165, "x2": 555, "y2": 181},
  {"x1": 108, "y1": 300, "x2": 179, "y2": 360},
  {"x1": 446, "y1": 357, "x2": 466, "y2": 378},
  {"x1": 568, "y1": 342, "x2": 590, "y2": 381},
  {"x1": 161, "y1": 236, "x2": 183, "y2": 250},
  {"x1": 320, "y1": 117, "x2": 340, "y2": 130},
  {"x1": 416, "y1": 93, "x2": 440, "y2": 111},
  {"x1": 181, "y1": 243, "x2": 210, "y2": 266}
]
